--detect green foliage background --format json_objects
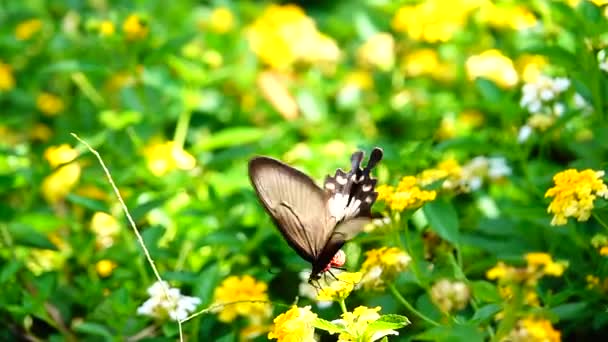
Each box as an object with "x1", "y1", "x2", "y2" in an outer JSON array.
[{"x1": 2, "y1": 0, "x2": 608, "y2": 341}]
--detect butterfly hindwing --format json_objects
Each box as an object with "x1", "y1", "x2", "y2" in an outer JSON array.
[{"x1": 248, "y1": 157, "x2": 333, "y2": 261}]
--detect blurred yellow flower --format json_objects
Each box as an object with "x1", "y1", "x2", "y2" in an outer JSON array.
[
  {"x1": 486, "y1": 262, "x2": 510, "y2": 281},
  {"x1": 317, "y1": 272, "x2": 362, "y2": 301},
  {"x1": 123, "y1": 14, "x2": 148, "y2": 40},
  {"x1": 246, "y1": 4, "x2": 340, "y2": 69},
  {"x1": 430, "y1": 279, "x2": 470, "y2": 313},
  {"x1": 144, "y1": 140, "x2": 196, "y2": 176},
  {"x1": 41, "y1": 163, "x2": 81, "y2": 204},
  {"x1": 334, "y1": 306, "x2": 398, "y2": 341},
  {"x1": 392, "y1": 0, "x2": 483, "y2": 42},
  {"x1": 466, "y1": 49, "x2": 518, "y2": 88},
  {"x1": 26, "y1": 249, "x2": 66, "y2": 275},
  {"x1": 600, "y1": 246, "x2": 608, "y2": 256},
  {"x1": 478, "y1": 3, "x2": 537, "y2": 30},
  {"x1": 37, "y1": 92, "x2": 65, "y2": 116},
  {"x1": 360, "y1": 247, "x2": 411, "y2": 290},
  {"x1": 44, "y1": 144, "x2": 78, "y2": 168},
  {"x1": 545, "y1": 169, "x2": 608, "y2": 226},
  {"x1": 96, "y1": 259, "x2": 117, "y2": 277},
  {"x1": 377, "y1": 177, "x2": 436, "y2": 212},
  {"x1": 343, "y1": 70, "x2": 373, "y2": 90},
  {"x1": 99, "y1": 20, "x2": 115, "y2": 36},
  {"x1": 516, "y1": 55, "x2": 548, "y2": 83},
  {"x1": 209, "y1": 7, "x2": 235, "y2": 34},
  {"x1": 213, "y1": 275, "x2": 272, "y2": 323},
  {"x1": 0, "y1": 61, "x2": 15, "y2": 91},
  {"x1": 357, "y1": 33, "x2": 394, "y2": 71},
  {"x1": 15, "y1": 18, "x2": 42, "y2": 40},
  {"x1": 402, "y1": 49, "x2": 439, "y2": 77},
  {"x1": 257, "y1": 70, "x2": 298, "y2": 120},
  {"x1": 91, "y1": 212, "x2": 121, "y2": 248},
  {"x1": 268, "y1": 305, "x2": 317, "y2": 342},
  {"x1": 31, "y1": 123, "x2": 53, "y2": 142},
  {"x1": 506, "y1": 317, "x2": 561, "y2": 342},
  {"x1": 525, "y1": 252, "x2": 566, "y2": 277},
  {"x1": 587, "y1": 274, "x2": 600, "y2": 289},
  {"x1": 241, "y1": 324, "x2": 271, "y2": 341}
]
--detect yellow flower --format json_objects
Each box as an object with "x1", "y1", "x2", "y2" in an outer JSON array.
[
  {"x1": 379, "y1": 176, "x2": 436, "y2": 212},
  {"x1": 525, "y1": 252, "x2": 566, "y2": 277},
  {"x1": 587, "y1": 274, "x2": 600, "y2": 289},
  {"x1": 317, "y1": 272, "x2": 362, "y2": 301},
  {"x1": 478, "y1": 3, "x2": 537, "y2": 30},
  {"x1": 545, "y1": 169, "x2": 608, "y2": 226},
  {"x1": 516, "y1": 55, "x2": 548, "y2": 83},
  {"x1": 334, "y1": 306, "x2": 398, "y2": 342},
  {"x1": 209, "y1": 7, "x2": 235, "y2": 34},
  {"x1": 15, "y1": 19, "x2": 43, "y2": 40},
  {"x1": 246, "y1": 4, "x2": 339, "y2": 70},
  {"x1": 430, "y1": 279, "x2": 470, "y2": 313},
  {"x1": 144, "y1": 140, "x2": 196, "y2": 176},
  {"x1": 360, "y1": 247, "x2": 411, "y2": 290},
  {"x1": 91, "y1": 212, "x2": 121, "y2": 248},
  {"x1": 31, "y1": 123, "x2": 53, "y2": 142},
  {"x1": 96, "y1": 259, "x2": 117, "y2": 277},
  {"x1": 392, "y1": 0, "x2": 483, "y2": 42},
  {"x1": 0, "y1": 61, "x2": 15, "y2": 91},
  {"x1": 600, "y1": 246, "x2": 608, "y2": 256},
  {"x1": 41, "y1": 163, "x2": 81, "y2": 204},
  {"x1": 37, "y1": 92, "x2": 65, "y2": 116},
  {"x1": 507, "y1": 317, "x2": 561, "y2": 342},
  {"x1": 213, "y1": 275, "x2": 272, "y2": 323},
  {"x1": 466, "y1": 49, "x2": 518, "y2": 88},
  {"x1": 357, "y1": 33, "x2": 394, "y2": 71},
  {"x1": 268, "y1": 305, "x2": 317, "y2": 342},
  {"x1": 241, "y1": 324, "x2": 270, "y2": 341},
  {"x1": 123, "y1": 14, "x2": 148, "y2": 40},
  {"x1": 486, "y1": 262, "x2": 510, "y2": 281},
  {"x1": 99, "y1": 20, "x2": 115, "y2": 36},
  {"x1": 44, "y1": 144, "x2": 78, "y2": 168},
  {"x1": 402, "y1": 49, "x2": 439, "y2": 77}
]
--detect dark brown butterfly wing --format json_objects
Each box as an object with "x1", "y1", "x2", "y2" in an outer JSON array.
[{"x1": 248, "y1": 157, "x2": 331, "y2": 262}]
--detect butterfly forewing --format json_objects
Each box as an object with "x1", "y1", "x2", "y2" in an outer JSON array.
[{"x1": 248, "y1": 157, "x2": 333, "y2": 262}]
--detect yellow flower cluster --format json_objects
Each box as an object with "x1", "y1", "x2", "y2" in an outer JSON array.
[
  {"x1": 506, "y1": 317, "x2": 561, "y2": 342},
  {"x1": 37, "y1": 92, "x2": 65, "y2": 116},
  {"x1": 246, "y1": 4, "x2": 340, "y2": 70},
  {"x1": 477, "y1": 3, "x2": 537, "y2": 30},
  {"x1": 90, "y1": 212, "x2": 121, "y2": 248},
  {"x1": 15, "y1": 18, "x2": 42, "y2": 40},
  {"x1": 96, "y1": 259, "x2": 117, "y2": 277},
  {"x1": 41, "y1": 144, "x2": 81, "y2": 204},
  {"x1": 545, "y1": 169, "x2": 608, "y2": 226},
  {"x1": 377, "y1": 177, "x2": 437, "y2": 212},
  {"x1": 144, "y1": 140, "x2": 196, "y2": 176},
  {"x1": 486, "y1": 252, "x2": 566, "y2": 285},
  {"x1": 268, "y1": 305, "x2": 317, "y2": 342},
  {"x1": 123, "y1": 14, "x2": 148, "y2": 40},
  {"x1": 0, "y1": 61, "x2": 15, "y2": 91},
  {"x1": 356, "y1": 33, "x2": 394, "y2": 71},
  {"x1": 99, "y1": 20, "x2": 115, "y2": 37},
  {"x1": 392, "y1": 0, "x2": 483, "y2": 42},
  {"x1": 317, "y1": 272, "x2": 362, "y2": 301},
  {"x1": 401, "y1": 49, "x2": 454, "y2": 82},
  {"x1": 208, "y1": 7, "x2": 235, "y2": 34},
  {"x1": 212, "y1": 275, "x2": 272, "y2": 323},
  {"x1": 359, "y1": 247, "x2": 411, "y2": 290},
  {"x1": 466, "y1": 49, "x2": 519, "y2": 88},
  {"x1": 334, "y1": 306, "x2": 398, "y2": 341}
]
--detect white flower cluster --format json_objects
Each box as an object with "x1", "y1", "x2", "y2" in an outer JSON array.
[
  {"x1": 598, "y1": 50, "x2": 608, "y2": 73},
  {"x1": 444, "y1": 156, "x2": 511, "y2": 192},
  {"x1": 137, "y1": 281, "x2": 201, "y2": 321},
  {"x1": 430, "y1": 279, "x2": 470, "y2": 313},
  {"x1": 518, "y1": 75, "x2": 590, "y2": 142}
]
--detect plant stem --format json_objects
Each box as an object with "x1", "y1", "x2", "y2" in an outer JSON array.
[
  {"x1": 403, "y1": 220, "x2": 422, "y2": 285},
  {"x1": 388, "y1": 283, "x2": 440, "y2": 327},
  {"x1": 339, "y1": 299, "x2": 347, "y2": 314}
]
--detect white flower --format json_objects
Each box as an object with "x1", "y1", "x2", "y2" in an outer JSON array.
[
  {"x1": 520, "y1": 75, "x2": 570, "y2": 114},
  {"x1": 487, "y1": 157, "x2": 512, "y2": 179},
  {"x1": 518, "y1": 125, "x2": 533, "y2": 143},
  {"x1": 598, "y1": 50, "x2": 608, "y2": 72},
  {"x1": 137, "y1": 281, "x2": 201, "y2": 321}
]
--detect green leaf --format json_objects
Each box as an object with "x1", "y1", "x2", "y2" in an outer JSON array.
[
  {"x1": 196, "y1": 127, "x2": 266, "y2": 151},
  {"x1": 314, "y1": 317, "x2": 345, "y2": 334},
  {"x1": 99, "y1": 110, "x2": 143, "y2": 130},
  {"x1": 296, "y1": 89, "x2": 326, "y2": 122},
  {"x1": 471, "y1": 281, "x2": 501, "y2": 303},
  {"x1": 415, "y1": 324, "x2": 485, "y2": 342},
  {"x1": 65, "y1": 193, "x2": 109, "y2": 212},
  {"x1": 551, "y1": 302, "x2": 588, "y2": 320},
  {"x1": 475, "y1": 78, "x2": 503, "y2": 103},
  {"x1": 7, "y1": 223, "x2": 57, "y2": 250},
  {"x1": 73, "y1": 322, "x2": 114, "y2": 341},
  {"x1": 423, "y1": 199, "x2": 460, "y2": 244},
  {"x1": 367, "y1": 314, "x2": 410, "y2": 332},
  {"x1": 470, "y1": 304, "x2": 501, "y2": 324}
]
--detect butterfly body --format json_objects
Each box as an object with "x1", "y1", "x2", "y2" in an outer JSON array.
[{"x1": 248, "y1": 148, "x2": 383, "y2": 283}]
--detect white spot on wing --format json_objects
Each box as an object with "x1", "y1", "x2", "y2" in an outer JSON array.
[
  {"x1": 336, "y1": 175, "x2": 347, "y2": 185},
  {"x1": 325, "y1": 182, "x2": 336, "y2": 190},
  {"x1": 328, "y1": 193, "x2": 348, "y2": 221},
  {"x1": 362, "y1": 184, "x2": 372, "y2": 192},
  {"x1": 364, "y1": 196, "x2": 372, "y2": 203}
]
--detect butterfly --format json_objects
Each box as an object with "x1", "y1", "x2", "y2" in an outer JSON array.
[{"x1": 248, "y1": 147, "x2": 383, "y2": 283}]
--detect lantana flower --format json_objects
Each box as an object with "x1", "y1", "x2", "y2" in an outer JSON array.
[
  {"x1": 268, "y1": 305, "x2": 317, "y2": 342},
  {"x1": 137, "y1": 281, "x2": 201, "y2": 321},
  {"x1": 317, "y1": 272, "x2": 362, "y2": 302},
  {"x1": 332, "y1": 306, "x2": 399, "y2": 342},
  {"x1": 212, "y1": 275, "x2": 272, "y2": 323},
  {"x1": 359, "y1": 247, "x2": 411, "y2": 290}
]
